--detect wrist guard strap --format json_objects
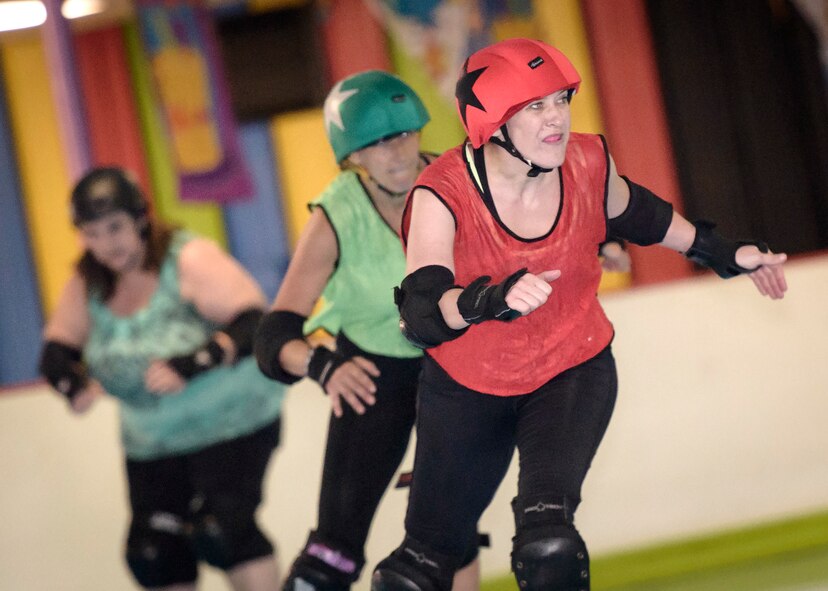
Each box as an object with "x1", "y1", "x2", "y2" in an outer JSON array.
[
  {"x1": 167, "y1": 340, "x2": 225, "y2": 380},
  {"x1": 254, "y1": 310, "x2": 307, "y2": 384},
  {"x1": 306, "y1": 347, "x2": 348, "y2": 389},
  {"x1": 39, "y1": 340, "x2": 88, "y2": 401},
  {"x1": 457, "y1": 268, "x2": 527, "y2": 324},
  {"x1": 685, "y1": 220, "x2": 768, "y2": 278}
]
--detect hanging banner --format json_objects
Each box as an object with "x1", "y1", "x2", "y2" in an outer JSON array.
[
  {"x1": 40, "y1": 0, "x2": 92, "y2": 181},
  {"x1": 363, "y1": 0, "x2": 477, "y2": 102},
  {"x1": 74, "y1": 27, "x2": 154, "y2": 203},
  {"x1": 136, "y1": 0, "x2": 253, "y2": 202}
]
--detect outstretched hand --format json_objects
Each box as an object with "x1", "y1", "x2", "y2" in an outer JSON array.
[
  {"x1": 504, "y1": 270, "x2": 561, "y2": 316},
  {"x1": 325, "y1": 356, "x2": 380, "y2": 418},
  {"x1": 736, "y1": 245, "x2": 788, "y2": 299}
]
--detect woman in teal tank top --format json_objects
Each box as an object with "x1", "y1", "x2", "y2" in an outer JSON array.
[
  {"x1": 39, "y1": 168, "x2": 285, "y2": 591},
  {"x1": 254, "y1": 72, "x2": 483, "y2": 591}
]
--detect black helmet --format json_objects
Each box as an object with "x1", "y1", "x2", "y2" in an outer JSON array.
[{"x1": 71, "y1": 167, "x2": 147, "y2": 226}]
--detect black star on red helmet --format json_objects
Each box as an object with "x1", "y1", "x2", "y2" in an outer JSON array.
[{"x1": 455, "y1": 60, "x2": 487, "y2": 127}]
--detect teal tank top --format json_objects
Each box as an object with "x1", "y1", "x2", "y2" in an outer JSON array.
[
  {"x1": 84, "y1": 231, "x2": 284, "y2": 460},
  {"x1": 304, "y1": 171, "x2": 421, "y2": 359}
]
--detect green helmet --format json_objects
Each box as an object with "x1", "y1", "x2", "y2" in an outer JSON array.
[{"x1": 324, "y1": 70, "x2": 430, "y2": 163}]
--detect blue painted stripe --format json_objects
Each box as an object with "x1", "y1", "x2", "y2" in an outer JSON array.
[
  {"x1": 0, "y1": 68, "x2": 44, "y2": 385},
  {"x1": 222, "y1": 121, "x2": 290, "y2": 302}
]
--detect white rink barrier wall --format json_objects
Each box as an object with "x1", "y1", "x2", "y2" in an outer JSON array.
[{"x1": 2, "y1": 254, "x2": 826, "y2": 590}]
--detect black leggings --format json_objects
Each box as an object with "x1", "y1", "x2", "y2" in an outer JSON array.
[
  {"x1": 315, "y1": 334, "x2": 421, "y2": 562},
  {"x1": 125, "y1": 419, "x2": 280, "y2": 586},
  {"x1": 405, "y1": 346, "x2": 618, "y2": 558}
]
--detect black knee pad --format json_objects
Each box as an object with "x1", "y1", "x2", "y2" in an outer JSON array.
[
  {"x1": 371, "y1": 536, "x2": 457, "y2": 591},
  {"x1": 126, "y1": 512, "x2": 197, "y2": 588},
  {"x1": 512, "y1": 525, "x2": 590, "y2": 591},
  {"x1": 511, "y1": 495, "x2": 590, "y2": 590},
  {"x1": 282, "y1": 531, "x2": 363, "y2": 591},
  {"x1": 191, "y1": 511, "x2": 273, "y2": 571}
]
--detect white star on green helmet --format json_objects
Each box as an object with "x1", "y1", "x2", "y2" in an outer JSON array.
[
  {"x1": 323, "y1": 70, "x2": 430, "y2": 163},
  {"x1": 324, "y1": 80, "x2": 359, "y2": 134}
]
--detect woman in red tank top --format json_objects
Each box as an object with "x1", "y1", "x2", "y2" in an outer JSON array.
[{"x1": 370, "y1": 38, "x2": 788, "y2": 591}]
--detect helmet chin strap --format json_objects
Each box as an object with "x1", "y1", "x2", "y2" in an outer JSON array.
[
  {"x1": 489, "y1": 125, "x2": 555, "y2": 178},
  {"x1": 368, "y1": 175, "x2": 408, "y2": 198}
]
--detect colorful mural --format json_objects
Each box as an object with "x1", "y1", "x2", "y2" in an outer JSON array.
[{"x1": 0, "y1": 0, "x2": 692, "y2": 386}]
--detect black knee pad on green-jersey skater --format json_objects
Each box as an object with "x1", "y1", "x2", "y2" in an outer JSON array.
[{"x1": 282, "y1": 531, "x2": 363, "y2": 591}]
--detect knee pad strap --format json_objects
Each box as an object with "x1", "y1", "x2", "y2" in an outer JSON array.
[
  {"x1": 372, "y1": 536, "x2": 458, "y2": 591},
  {"x1": 512, "y1": 494, "x2": 578, "y2": 530}
]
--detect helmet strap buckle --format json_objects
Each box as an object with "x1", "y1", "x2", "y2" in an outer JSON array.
[{"x1": 492, "y1": 125, "x2": 554, "y2": 177}]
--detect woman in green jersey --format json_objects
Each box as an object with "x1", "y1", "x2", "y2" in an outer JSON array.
[{"x1": 254, "y1": 71, "x2": 482, "y2": 591}]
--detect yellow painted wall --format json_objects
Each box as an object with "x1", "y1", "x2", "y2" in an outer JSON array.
[
  {"x1": 123, "y1": 23, "x2": 228, "y2": 245},
  {"x1": 532, "y1": 0, "x2": 630, "y2": 291},
  {"x1": 270, "y1": 109, "x2": 340, "y2": 248},
  {"x1": 532, "y1": 0, "x2": 604, "y2": 135},
  {"x1": 1, "y1": 35, "x2": 77, "y2": 314}
]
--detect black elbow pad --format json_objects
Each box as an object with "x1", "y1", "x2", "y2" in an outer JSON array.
[
  {"x1": 221, "y1": 307, "x2": 264, "y2": 358},
  {"x1": 254, "y1": 310, "x2": 307, "y2": 384},
  {"x1": 608, "y1": 177, "x2": 673, "y2": 246},
  {"x1": 394, "y1": 265, "x2": 467, "y2": 349}
]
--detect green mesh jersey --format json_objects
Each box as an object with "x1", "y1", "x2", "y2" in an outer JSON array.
[
  {"x1": 84, "y1": 231, "x2": 284, "y2": 460},
  {"x1": 304, "y1": 171, "x2": 422, "y2": 359}
]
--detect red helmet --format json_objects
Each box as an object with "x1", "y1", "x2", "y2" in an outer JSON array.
[{"x1": 455, "y1": 38, "x2": 581, "y2": 148}]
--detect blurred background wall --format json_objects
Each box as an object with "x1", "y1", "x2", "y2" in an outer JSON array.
[{"x1": 2, "y1": 0, "x2": 827, "y2": 386}]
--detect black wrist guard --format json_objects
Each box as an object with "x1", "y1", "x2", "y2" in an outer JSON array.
[
  {"x1": 456, "y1": 268, "x2": 527, "y2": 324},
  {"x1": 39, "y1": 340, "x2": 88, "y2": 401},
  {"x1": 685, "y1": 220, "x2": 768, "y2": 278},
  {"x1": 395, "y1": 265, "x2": 467, "y2": 349},
  {"x1": 254, "y1": 310, "x2": 307, "y2": 384},
  {"x1": 608, "y1": 177, "x2": 674, "y2": 246},
  {"x1": 167, "y1": 340, "x2": 225, "y2": 380},
  {"x1": 306, "y1": 346, "x2": 348, "y2": 389}
]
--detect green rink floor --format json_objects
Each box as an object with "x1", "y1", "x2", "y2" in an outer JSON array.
[{"x1": 481, "y1": 510, "x2": 828, "y2": 591}]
